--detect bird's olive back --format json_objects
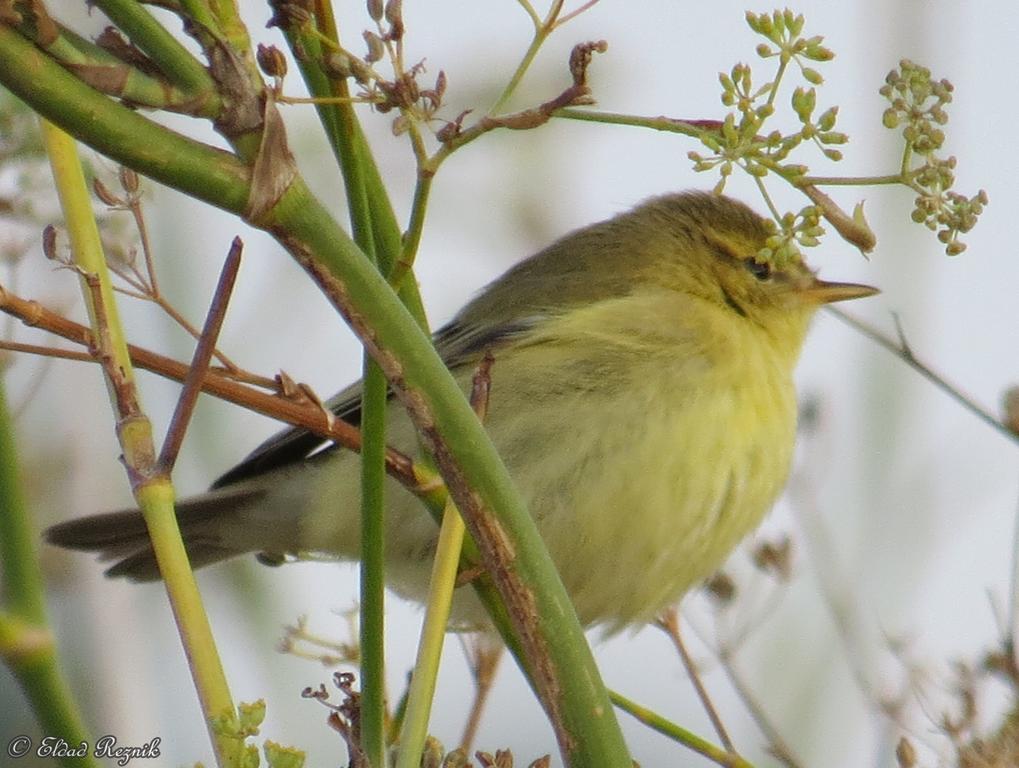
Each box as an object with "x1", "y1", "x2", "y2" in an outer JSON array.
[{"x1": 455, "y1": 191, "x2": 775, "y2": 327}]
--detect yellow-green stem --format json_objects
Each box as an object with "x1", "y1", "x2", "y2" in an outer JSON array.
[
  {"x1": 766, "y1": 56, "x2": 789, "y2": 111},
  {"x1": 40, "y1": 121, "x2": 239, "y2": 768},
  {"x1": 488, "y1": 27, "x2": 549, "y2": 116},
  {"x1": 555, "y1": 107, "x2": 704, "y2": 138},
  {"x1": 797, "y1": 174, "x2": 903, "y2": 186},
  {"x1": 389, "y1": 171, "x2": 433, "y2": 291},
  {"x1": 610, "y1": 689, "x2": 754, "y2": 768},
  {"x1": 40, "y1": 122, "x2": 132, "y2": 399},
  {"x1": 489, "y1": 0, "x2": 569, "y2": 118},
  {"x1": 137, "y1": 481, "x2": 239, "y2": 760},
  {"x1": 395, "y1": 498, "x2": 467, "y2": 768}
]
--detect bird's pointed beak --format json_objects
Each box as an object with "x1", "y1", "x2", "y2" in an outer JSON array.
[{"x1": 800, "y1": 278, "x2": 879, "y2": 304}]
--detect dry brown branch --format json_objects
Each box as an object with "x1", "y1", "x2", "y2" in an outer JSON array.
[
  {"x1": 459, "y1": 635, "x2": 505, "y2": 754},
  {"x1": 657, "y1": 607, "x2": 735, "y2": 753},
  {"x1": 157, "y1": 237, "x2": 242, "y2": 471},
  {"x1": 0, "y1": 283, "x2": 420, "y2": 491}
]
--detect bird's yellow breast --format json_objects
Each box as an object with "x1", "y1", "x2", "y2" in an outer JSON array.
[{"x1": 478, "y1": 288, "x2": 803, "y2": 629}]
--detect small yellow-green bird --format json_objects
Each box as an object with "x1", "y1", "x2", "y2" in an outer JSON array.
[{"x1": 48, "y1": 191, "x2": 876, "y2": 632}]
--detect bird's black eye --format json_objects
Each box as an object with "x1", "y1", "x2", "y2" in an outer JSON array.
[{"x1": 745, "y1": 259, "x2": 772, "y2": 281}]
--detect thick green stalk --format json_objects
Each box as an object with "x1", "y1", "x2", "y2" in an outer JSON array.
[
  {"x1": 90, "y1": 0, "x2": 218, "y2": 95},
  {"x1": 177, "y1": 0, "x2": 223, "y2": 40},
  {"x1": 0, "y1": 28, "x2": 248, "y2": 207},
  {"x1": 0, "y1": 28, "x2": 631, "y2": 764},
  {"x1": 278, "y1": 4, "x2": 428, "y2": 327},
  {"x1": 0, "y1": 381, "x2": 98, "y2": 768},
  {"x1": 0, "y1": 399, "x2": 44, "y2": 625},
  {"x1": 19, "y1": 22, "x2": 215, "y2": 114}
]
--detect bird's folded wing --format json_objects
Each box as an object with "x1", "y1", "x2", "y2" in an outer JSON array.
[{"x1": 209, "y1": 314, "x2": 544, "y2": 490}]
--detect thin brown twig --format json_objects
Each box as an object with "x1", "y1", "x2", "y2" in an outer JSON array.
[
  {"x1": 554, "y1": 0, "x2": 602, "y2": 29},
  {"x1": 157, "y1": 237, "x2": 242, "y2": 472},
  {"x1": 656, "y1": 607, "x2": 735, "y2": 752},
  {"x1": 453, "y1": 352, "x2": 501, "y2": 755},
  {"x1": 783, "y1": 463, "x2": 943, "y2": 755},
  {"x1": 458, "y1": 636, "x2": 504, "y2": 753},
  {"x1": 436, "y1": 41, "x2": 606, "y2": 160},
  {"x1": 826, "y1": 307, "x2": 1017, "y2": 447},
  {"x1": 120, "y1": 167, "x2": 160, "y2": 297},
  {"x1": 470, "y1": 351, "x2": 495, "y2": 421},
  {"x1": 105, "y1": 257, "x2": 149, "y2": 295},
  {"x1": 79, "y1": 269, "x2": 140, "y2": 422},
  {"x1": 94, "y1": 171, "x2": 243, "y2": 373},
  {"x1": 0, "y1": 283, "x2": 421, "y2": 491},
  {"x1": 686, "y1": 569, "x2": 809, "y2": 768},
  {"x1": 797, "y1": 182, "x2": 877, "y2": 253},
  {"x1": 715, "y1": 646, "x2": 805, "y2": 768},
  {"x1": 151, "y1": 291, "x2": 242, "y2": 371},
  {"x1": 0, "y1": 339, "x2": 95, "y2": 363}
]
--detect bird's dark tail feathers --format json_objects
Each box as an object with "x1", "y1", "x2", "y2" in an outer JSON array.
[{"x1": 46, "y1": 486, "x2": 266, "y2": 582}]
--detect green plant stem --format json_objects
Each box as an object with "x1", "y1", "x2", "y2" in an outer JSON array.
[
  {"x1": 490, "y1": 0, "x2": 565, "y2": 114},
  {"x1": 344, "y1": 126, "x2": 387, "y2": 768},
  {"x1": 137, "y1": 484, "x2": 241, "y2": 762},
  {"x1": 207, "y1": 0, "x2": 250, "y2": 51},
  {"x1": 0, "y1": 375, "x2": 98, "y2": 768},
  {"x1": 797, "y1": 174, "x2": 903, "y2": 186},
  {"x1": 766, "y1": 56, "x2": 789, "y2": 111},
  {"x1": 558, "y1": 109, "x2": 908, "y2": 221},
  {"x1": 90, "y1": 0, "x2": 217, "y2": 95},
  {"x1": 0, "y1": 615, "x2": 100, "y2": 768},
  {"x1": 555, "y1": 106, "x2": 704, "y2": 137},
  {"x1": 40, "y1": 120, "x2": 240, "y2": 768},
  {"x1": 610, "y1": 690, "x2": 754, "y2": 768},
  {"x1": 395, "y1": 498, "x2": 467, "y2": 768},
  {"x1": 389, "y1": 171, "x2": 433, "y2": 291},
  {"x1": 558, "y1": 109, "x2": 912, "y2": 206},
  {"x1": 5, "y1": 30, "x2": 631, "y2": 764},
  {"x1": 302, "y1": 9, "x2": 390, "y2": 761},
  {"x1": 40, "y1": 122, "x2": 133, "y2": 392},
  {"x1": 0, "y1": 403, "x2": 43, "y2": 625},
  {"x1": 18, "y1": 21, "x2": 213, "y2": 114},
  {"x1": 0, "y1": 28, "x2": 248, "y2": 208},
  {"x1": 754, "y1": 176, "x2": 782, "y2": 221},
  {"x1": 826, "y1": 307, "x2": 1017, "y2": 446},
  {"x1": 900, "y1": 143, "x2": 913, "y2": 178},
  {"x1": 178, "y1": 0, "x2": 224, "y2": 40},
  {"x1": 360, "y1": 358, "x2": 388, "y2": 768},
  {"x1": 282, "y1": 1, "x2": 428, "y2": 328},
  {"x1": 490, "y1": 28, "x2": 548, "y2": 115}
]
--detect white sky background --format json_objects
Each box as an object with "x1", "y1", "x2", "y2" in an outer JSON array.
[{"x1": 3, "y1": 1, "x2": 1019, "y2": 767}]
